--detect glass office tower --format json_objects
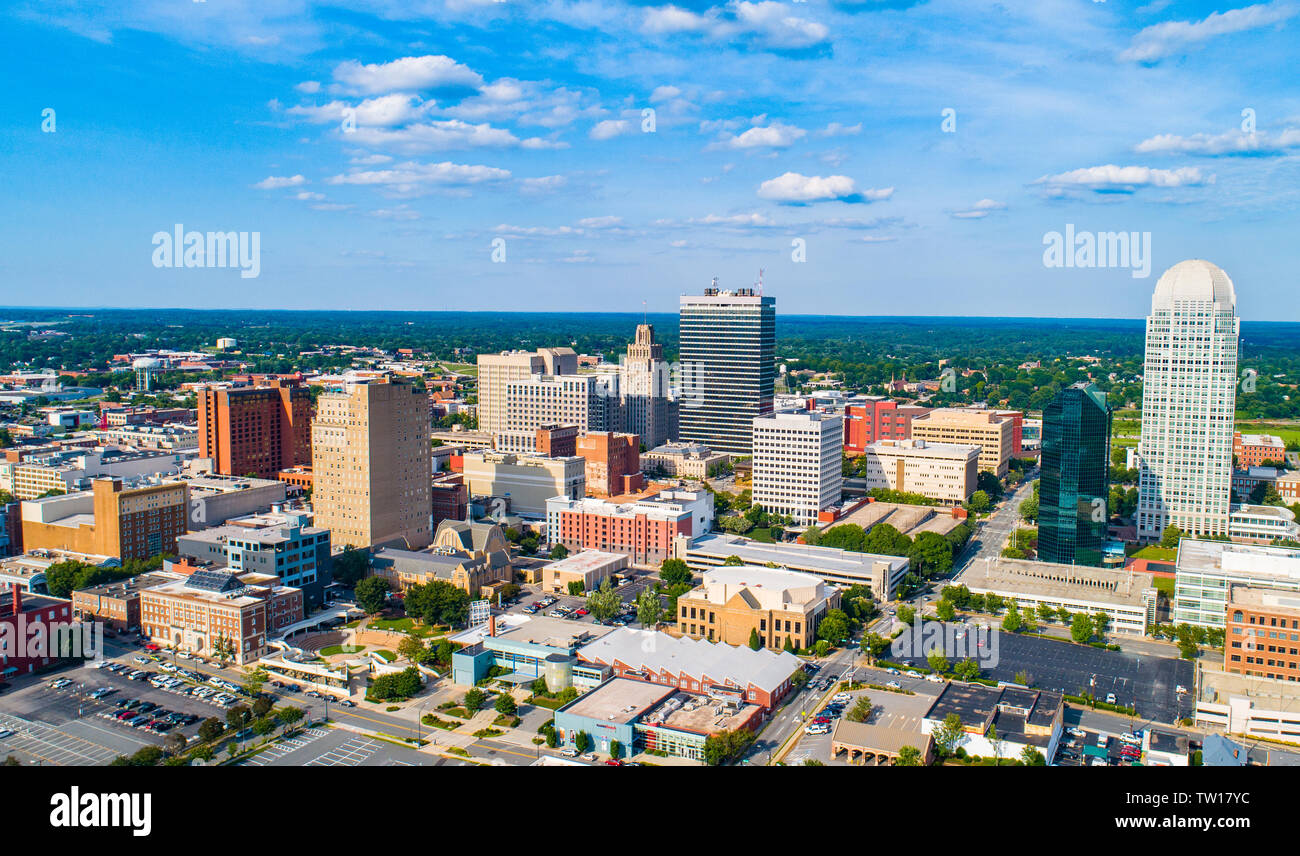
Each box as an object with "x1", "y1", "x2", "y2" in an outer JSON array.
[
  {"x1": 678, "y1": 285, "x2": 776, "y2": 455},
  {"x1": 1038, "y1": 383, "x2": 1112, "y2": 566}
]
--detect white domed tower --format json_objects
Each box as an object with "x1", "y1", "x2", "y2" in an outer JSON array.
[
  {"x1": 132, "y1": 356, "x2": 162, "y2": 392},
  {"x1": 1135, "y1": 260, "x2": 1240, "y2": 546}
]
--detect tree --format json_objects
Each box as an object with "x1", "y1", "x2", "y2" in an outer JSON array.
[
  {"x1": 1021, "y1": 745, "x2": 1046, "y2": 766},
  {"x1": 252, "y1": 717, "x2": 275, "y2": 737},
  {"x1": 1037, "y1": 602, "x2": 1055, "y2": 623},
  {"x1": 816, "y1": 608, "x2": 851, "y2": 644},
  {"x1": 494, "y1": 693, "x2": 518, "y2": 717},
  {"x1": 896, "y1": 604, "x2": 916, "y2": 625},
  {"x1": 252, "y1": 695, "x2": 274, "y2": 718},
  {"x1": 463, "y1": 688, "x2": 487, "y2": 713},
  {"x1": 398, "y1": 635, "x2": 428, "y2": 664},
  {"x1": 567, "y1": 580, "x2": 584, "y2": 596},
  {"x1": 953, "y1": 658, "x2": 980, "y2": 682},
  {"x1": 722, "y1": 555, "x2": 744, "y2": 566},
  {"x1": 702, "y1": 729, "x2": 755, "y2": 766},
  {"x1": 574, "y1": 731, "x2": 593, "y2": 754},
  {"x1": 860, "y1": 632, "x2": 890, "y2": 664},
  {"x1": 405, "y1": 579, "x2": 471, "y2": 626},
  {"x1": 967, "y1": 490, "x2": 991, "y2": 514},
  {"x1": 895, "y1": 745, "x2": 922, "y2": 766},
  {"x1": 989, "y1": 725, "x2": 1006, "y2": 766},
  {"x1": 226, "y1": 704, "x2": 251, "y2": 732},
  {"x1": 1093, "y1": 611, "x2": 1111, "y2": 639},
  {"x1": 1160, "y1": 524, "x2": 1184, "y2": 549},
  {"x1": 355, "y1": 576, "x2": 390, "y2": 615},
  {"x1": 198, "y1": 717, "x2": 225, "y2": 742},
  {"x1": 658, "y1": 558, "x2": 694, "y2": 588},
  {"x1": 634, "y1": 588, "x2": 663, "y2": 627},
  {"x1": 242, "y1": 667, "x2": 268, "y2": 698},
  {"x1": 212, "y1": 634, "x2": 236, "y2": 665},
  {"x1": 1018, "y1": 494, "x2": 1039, "y2": 522},
  {"x1": 332, "y1": 546, "x2": 370, "y2": 586},
  {"x1": 609, "y1": 739, "x2": 623, "y2": 760},
  {"x1": 1001, "y1": 602, "x2": 1023, "y2": 633},
  {"x1": 927, "y1": 651, "x2": 949, "y2": 675},
  {"x1": 549, "y1": 543, "x2": 569, "y2": 560},
  {"x1": 846, "y1": 696, "x2": 873, "y2": 723},
  {"x1": 907, "y1": 531, "x2": 955, "y2": 577},
  {"x1": 932, "y1": 713, "x2": 966, "y2": 757},
  {"x1": 747, "y1": 627, "x2": 762, "y2": 650},
  {"x1": 586, "y1": 578, "x2": 623, "y2": 623},
  {"x1": 276, "y1": 707, "x2": 305, "y2": 728},
  {"x1": 935, "y1": 599, "x2": 955, "y2": 622},
  {"x1": 1070, "y1": 613, "x2": 1094, "y2": 644}
]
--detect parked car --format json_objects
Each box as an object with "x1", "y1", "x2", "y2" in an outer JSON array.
[
  {"x1": 925, "y1": 673, "x2": 944, "y2": 683},
  {"x1": 1105, "y1": 693, "x2": 1117, "y2": 705},
  {"x1": 560, "y1": 747, "x2": 578, "y2": 757},
  {"x1": 886, "y1": 681, "x2": 901, "y2": 690},
  {"x1": 1067, "y1": 727, "x2": 1086, "y2": 738},
  {"x1": 0, "y1": 730, "x2": 14, "y2": 740},
  {"x1": 338, "y1": 699, "x2": 356, "y2": 708}
]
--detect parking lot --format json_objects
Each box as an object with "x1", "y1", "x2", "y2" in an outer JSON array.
[
  {"x1": 890, "y1": 631, "x2": 1195, "y2": 723},
  {"x1": 243, "y1": 728, "x2": 441, "y2": 767},
  {"x1": 785, "y1": 667, "x2": 943, "y2": 765},
  {"x1": 1054, "y1": 724, "x2": 1147, "y2": 767}
]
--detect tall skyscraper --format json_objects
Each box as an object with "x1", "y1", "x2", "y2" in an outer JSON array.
[
  {"x1": 311, "y1": 377, "x2": 432, "y2": 550},
  {"x1": 620, "y1": 323, "x2": 677, "y2": 450},
  {"x1": 679, "y1": 284, "x2": 776, "y2": 454},
  {"x1": 1038, "y1": 383, "x2": 1112, "y2": 566},
  {"x1": 1136, "y1": 259, "x2": 1240, "y2": 540},
  {"x1": 198, "y1": 378, "x2": 312, "y2": 479}
]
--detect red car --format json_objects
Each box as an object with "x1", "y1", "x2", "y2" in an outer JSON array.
[
  {"x1": 1120, "y1": 747, "x2": 1141, "y2": 759},
  {"x1": 575, "y1": 608, "x2": 589, "y2": 616},
  {"x1": 604, "y1": 759, "x2": 623, "y2": 766}
]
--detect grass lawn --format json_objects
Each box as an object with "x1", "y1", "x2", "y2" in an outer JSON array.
[
  {"x1": 1108, "y1": 415, "x2": 1300, "y2": 448},
  {"x1": 373, "y1": 649, "x2": 397, "y2": 662},
  {"x1": 370, "y1": 617, "x2": 416, "y2": 633},
  {"x1": 1131, "y1": 545, "x2": 1177, "y2": 562},
  {"x1": 1153, "y1": 576, "x2": 1175, "y2": 597},
  {"x1": 1238, "y1": 422, "x2": 1300, "y2": 446},
  {"x1": 473, "y1": 727, "x2": 504, "y2": 738},
  {"x1": 494, "y1": 714, "x2": 521, "y2": 728},
  {"x1": 318, "y1": 644, "x2": 365, "y2": 657},
  {"x1": 527, "y1": 695, "x2": 565, "y2": 710},
  {"x1": 421, "y1": 714, "x2": 458, "y2": 730}
]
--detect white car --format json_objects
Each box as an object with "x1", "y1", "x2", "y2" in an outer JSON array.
[
  {"x1": 560, "y1": 747, "x2": 578, "y2": 757},
  {"x1": 1105, "y1": 693, "x2": 1117, "y2": 705},
  {"x1": 831, "y1": 692, "x2": 851, "y2": 703},
  {"x1": 886, "y1": 681, "x2": 902, "y2": 690},
  {"x1": 159, "y1": 662, "x2": 177, "y2": 672},
  {"x1": 804, "y1": 724, "x2": 830, "y2": 735},
  {"x1": 1175, "y1": 685, "x2": 1188, "y2": 695},
  {"x1": 925, "y1": 673, "x2": 944, "y2": 683},
  {"x1": 1067, "y1": 727, "x2": 1086, "y2": 738}
]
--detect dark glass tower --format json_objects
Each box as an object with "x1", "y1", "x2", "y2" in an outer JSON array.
[
  {"x1": 678, "y1": 285, "x2": 776, "y2": 455},
  {"x1": 1038, "y1": 383, "x2": 1112, "y2": 566}
]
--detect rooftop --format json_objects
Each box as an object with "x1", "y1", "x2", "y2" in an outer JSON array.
[
  {"x1": 545, "y1": 550, "x2": 627, "y2": 574},
  {"x1": 687, "y1": 533, "x2": 908, "y2": 578},
  {"x1": 559, "y1": 678, "x2": 675, "y2": 724},
  {"x1": 1177, "y1": 539, "x2": 1300, "y2": 582},
  {"x1": 643, "y1": 691, "x2": 760, "y2": 735},
  {"x1": 493, "y1": 615, "x2": 614, "y2": 650},
  {"x1": 578, "y1": 628, "x2": 801, "y2": 694},
  {"x1": 924, "y1": 682, "x2": 1063, "y2": 747},
  {"x1": 961, "y1": 556, "x2": 1155, "y2": 608}
]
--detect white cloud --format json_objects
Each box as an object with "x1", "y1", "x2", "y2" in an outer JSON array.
[
  {"x1": 333, "y1": 55, "x2": 484, "y2": 95},
  {"x1": 950, "y1": 198, "x2": 1007, "y2": 219},
  {"x1": 650, "y1": 85, "x2": 683, "y2": 103},
  {"x1": 342, "y1": 119, "x2": 561, "y2": 154},
  {"x1": 288, "y1": 94, "x2": 436, "y2": 128},
  {"x1": 295, "y1": 80, "x2": 321, "y2": 94},
  {"x1": 1035, "y1": 164, "x2": 1212, "y2": 190},
  {"x1": 577, "y1": 216, "x2": 624, "y2": 229},
  {"x1": 253, "y1": 174, "x2": 307, "y2": 190},
  {"x1": 711, "y1": 121, "x2": 807, "y2": 149},
  {"x1": 1120, "y1": 1, "x2": 1298, "y2": 62},
  {"x1": 519, "y1": 175, "x2": 568, "y2": 194},
  {"x1": 328, "y1": 161, "x2": 511, "y2": 194},
  {"x1": 1135, "y1": 127, "x2": 1300, "y2": 156},
  {"x1": 642, "y1": 5, "x2": 712, "y2": 35},
  {"x1": 817, "y1": 122, "x2": 863, "y2": 137},
  {"x1": 293, "y1": 191, "x2": 326, "y2": 201},
  {"x1": 590, "y1": 119, "x2": 633, "y2": 140},
  {"x1": 757, "y1": 172, "x2": 893, "y2": 204},
  {"x1": 640, "y1": 1, "x2": 830, "y2": 50},
  {"x1": 350, "y1": 153, "x2": 394, "y2": 165},
  {"x1": 367, "y1": 205, "x2": 421, "y2": 220}
]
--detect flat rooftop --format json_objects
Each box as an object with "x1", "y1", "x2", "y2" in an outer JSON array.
[
  {"x1": 645, "y1": 691, "x2": 761, "y2": 736},
  {"x1": 545, "y1": 550, "x2": 627, "y2": 573},
  {"x1": 494, "y1": 616, "x2": 614, "y2": 649},
  {"x1": 961, "y1": 556, "x2": 1155, "y2": 608},
  {"x1": 687, "y1": 533, "x2": 908, "y2": 578},
  {"x1": 924, "y1": 682, "x2": 1063, "y2": 747},
  {"x1": 560, "y1": 678, "x2": 674, "y2": 724}
]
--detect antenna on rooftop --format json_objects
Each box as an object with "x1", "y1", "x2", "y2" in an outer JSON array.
[{"x1": 755, "y1": 268, "x2": 764, "y2": 296}]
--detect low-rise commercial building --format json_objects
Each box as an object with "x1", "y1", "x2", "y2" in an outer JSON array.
[
  {"x1": 544, "y1": 550, "x2": 629, "y2": 594},
  {"x1": 71, "y1": 572, "x2": 175, "y2": 631},
  {"x1": 167, "y1": 472, "x2": 287, "y2": 529},
  {"x1": 856, "y1": 439, "x2": 979, "y2": 504},
  {"x1": 451, "y1": 615, "x2": 614, "y2": 687},
  {"x1": 674, "y1": 565, "x2": 838, "y2": 650},
  {"x1": 176, "y1": 509, "x2": 331, "y2": 609},
  {"x1": 370, "y1": 546, "x2": 506, "y2": 597},
  {"x1": 921, "y1": 683, "x2": 1064, "y2": 761},
  {"x1": 641, "y1": 443, "x2": 730, "y2": 480},
  {"x1": 1234, "y1": 432, "x2": 1286, "y2": 467},
  {"x1": 677, "y1": 533, "x2": 910, "y2": 601},
  {"x1": 1227, "y1": 503, "x2": 1299, "y2": 544},
  {"x1": 0, "y1": 585, "x2": 77, "y2": 676},
  {"x1": 959, "y1": 556, "x2": 1157, "y2": 636},
  {"x1": 1195, "y1": 663, "x2": 1300, "y2": 741}
]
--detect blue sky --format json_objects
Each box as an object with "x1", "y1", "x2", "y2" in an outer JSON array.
[{"x1": 1, "y1": 0, "x2": 1298, "y2": 318}]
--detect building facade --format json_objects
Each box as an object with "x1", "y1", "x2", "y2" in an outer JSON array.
[
  {"x1": 546, "y1": 490, "x2": 714, "y2": 565},
  {"x1": 461, "y1": 450, "x2": 585, "y2": 518},
  {"x1": 910, "y1": 409, "x2": 1014, "y2": 477},
  {"x1": 857, "y1": 438, "x2": 979, "y2": 504},
  {"x1": 197, "y1": 378, "x2": 312, "y2": 479},
  {"x1": 678, "y1": 286, "x2": 775, "y2": 455},
  {"x1": 1224, "y1": 586, "x2": 1300, "y2": 682},
  {"x1": 751, "y1": 411, "x2": 843, "y2": 526},
  {"x1": 843, "y1": 398, "x2": 931, "y2": 453},
  {"x1": 1234, "y1": 432, "x2": 1286, "y2": 468},
  {"x1": 21, "y1": 477, "x2": 188, "y2": 561},
  {"x1": 576, "y1": 431, "x2": 643, "y2": 497},
  {"x1": 674, "y1": 565, "x2": 839, "y2": 650},
  {"x1": 476, "y1": 348, "x2": 578, "y2": 438},
  {"x1": 1038, "y1": 383, "x2": 1112, "y2": 566},
  {"x1": 619, "y1": 323, "x2": 678, "y2": 450},
  {"x1": 311, "y1": 377, "x2": 432, "y2": 550},
  {"x1": 1136, "y1": 260, "x2": 1240, "y2": 540}
]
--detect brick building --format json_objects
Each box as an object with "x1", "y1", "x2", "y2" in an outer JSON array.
[
  {"x1": 1225, "y1": 586, "x2": 1300, "y2": 682},
  {"x1": 0, "y1": 584, "x2": 77, "y2": 676},
  {"x1": 21, "y1": 477, "x2": 188, "y2": 562},
  {"x1": 576, "y1": 431, "x2": 644, "y2": 497},
  {"x1": 198, "y1": 378, "x2": 312, "y2": 479},
  {"x1": 546, "y1": 490, "x2": 713, "y2": 566},
  {"x1": 535, "y1": 423, "x2": 579, "y2": 458}
]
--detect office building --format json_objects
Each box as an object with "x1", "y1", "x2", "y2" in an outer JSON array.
[
  {"x1": 3, "y1": 448, "x2": 195, "y2": 500},
  {"x1": 546, "y1": 490, "x2": 714, "y2": 565},
  {"x1": 476, "y1": 348, "x2": 578, "y2": 438},
  {"x1": 641, "y1": 442, "x2": 730, "y2": 481},
  {"x1": 139, "y1": 568, "x2": 304, "y2": 665},
  {"x1": 1038, "y1": 383, "x2": 1112, "y2": 566},
  {"x1": 1175, "y1": 539, "x2": 1300, "y2": 628},
  {"x1": 619, "y1": 323, "x2": 678, "y2": 450},
  {"x1": 1234, "y1": 432, "x2": 1287, "y2": 468},
  {"x1": 21, "y1": 477, "x2": 188, "y2": 562},
  {"x1": 494, "y1": 372, "x2": 617, "y2": 454},
  {"x1": 1136, "y1": 259, "x2": 1240, "y2": 540},
  {"x1": 751, "y1": 411, "x2": 843, "y2": 526},
  {"x1": 311, "y1": 377, "x2": 432, "y2": 550},
  {"x1": 461, "y1": 450, "x2": 585, "y2": 518},
  {"x1": 675, "y1": 565, "x2": 839, "y2": 649},
  {"x1": 910, "y1": 409, "x2": 1014, "y2": 476},
  {"x1": 166, "y1": 472, "x2": 287, "y2": 530},
  {"x1": 576, "y1": 431, "x2": 644, "y2": 497},
  {"x1": 678, "y1": 285, "x2": 776, "y2": 455},
  {"x1": 843, "y1": 398, "x2": 931, "y2": 453},
  {"x1": 197, "y1": 378, "x2": 312, "y2": 479},
  {"x1": 71, "y1": 571, "x2": 174, "y2": 632},
  {"x1": 1223, "y1": 586, "x2": 1300, "y2": 681},
  {"x1": 534, "y1": 423, "x2": 579, "y2": 457},
  {"x1": 857, "y1": 438, "x2": 979, "y2": 504},
  {"x1": 175, "y1": 509, "x2": 331, "y2": 608},
  {"x1": 451, "y1": 615, "x2": 614, "y2": 687}
]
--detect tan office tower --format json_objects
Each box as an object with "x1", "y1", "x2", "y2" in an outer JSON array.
[
  {"x1": 311, "y1": 377, "x2": 432, "y2": 550},
  {"x1": 477, "y1": 347, "x2": 578, "y2": 437},
  {"x1": 620, "y1": 324, "x2": 677, "y2": 450}
]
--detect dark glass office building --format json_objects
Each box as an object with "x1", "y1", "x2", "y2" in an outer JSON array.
[
  {"x1": 678, "y1": 285, "x2": 776, "y2": 455},
  {"x1": 1038, "y1": 383, "x2": 1112, "y2": 566}
]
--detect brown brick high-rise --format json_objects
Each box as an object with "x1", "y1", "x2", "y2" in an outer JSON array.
[{"x1": 199, "y1": 379, "x2": 312, "y2": 479}]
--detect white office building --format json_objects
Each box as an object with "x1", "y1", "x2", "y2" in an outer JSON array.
[
  {"x1": 751, "y1": 411, "x2": 843, "y2": 527},
  {"x1": 1135, "y1": 259, "x2": 1240, "y2": 540},
  {"x1": 1174, "y1": 538, "x2": 1300, "y2": 628}
]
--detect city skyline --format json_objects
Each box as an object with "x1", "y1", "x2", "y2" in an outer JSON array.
[{"x1": 3, "y1": 2, "x2": 1299, "y2": 318}]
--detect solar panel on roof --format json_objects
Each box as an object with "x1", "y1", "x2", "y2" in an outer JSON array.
[{"x1": 186, "y1": 569, "x2": 242, "y2": 593}]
